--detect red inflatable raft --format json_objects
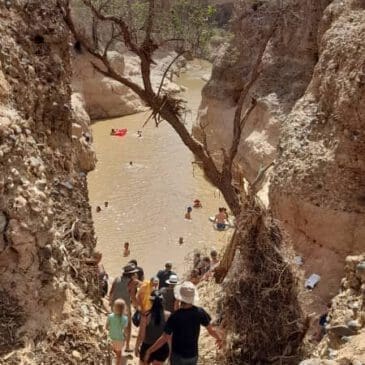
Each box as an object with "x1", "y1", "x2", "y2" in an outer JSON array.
[{"x1": 113, "y1": 128, "x2": 127, "y2": 137}]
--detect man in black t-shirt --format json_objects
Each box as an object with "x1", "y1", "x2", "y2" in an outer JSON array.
[
  {"x1": 144, "y1": 281, "x2": 222, "y2": 365},
  {"x1": 156, "y1": 261, "x2": 176, "y2": 289}
]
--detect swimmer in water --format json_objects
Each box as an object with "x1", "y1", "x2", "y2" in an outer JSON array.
[
  {"x1": 214, "y1": 208, "x2": 226, "y2": 230},
  {"x1": 179, "y1": 237, "x2": 184, "y2": 245},
  {"x1": 110, "y1": 129, "x2": 116, "y2": 136},
  {"x1": 96, "y1": 206, "x2": 102, "y2": 213},
  {"x1": 123, "y1": 242, "x2": 130, "y2": 257},
  {"x1": 185, "y1": 206, "x2": 192, "y2": 220},
  {"x1": 193, "y1": 199, "x2": 202, "y2": 208},
  {"x1": 137, "y1": 130, "x2": 142, "y2": 138},
  {"x1": 104, "y1": 201, "x2": 109, "y2": 208},
  {"x1": 129, "y1": 161, "x2": 133, "y2": 166}
]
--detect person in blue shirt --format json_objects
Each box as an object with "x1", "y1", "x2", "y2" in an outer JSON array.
[{"x1": 106, "y1": 298, "x2": 128, "y2": 365}]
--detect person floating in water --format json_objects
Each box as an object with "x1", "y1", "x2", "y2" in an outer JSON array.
[
  {"x1": 123, "y1": 242, "x2": 130, "y2": 257},
  {"x1": 129, "y1": 161, "x2": 133, "y2": 166},
  {"x1": 185, "y1": 206, "x2": 193, "y2": 220},
  {"x1": 96, "y1": 206, "x2": 102, "y2": 213},
  {"x1": 214, "y1": 207, "x2": 226, "y2": 230},
  {"x1": 178, "y1": 237, "x2": 184, "y2": 245},
  {"x1": 193, "y1": 199, "x2": 202, "y2": 208},
  {"x1": 104, "y1": 201, "x2": 109, "y2": 208},
  {"x1": 110, "y1": 129, "x2": 116, "y2": 136}
]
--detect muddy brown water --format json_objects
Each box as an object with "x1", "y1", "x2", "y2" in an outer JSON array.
[{"x1": 88, "y1": 60, "x2": 231, "y2": 280}]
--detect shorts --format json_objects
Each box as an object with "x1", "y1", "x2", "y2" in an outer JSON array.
[
  {"x1": 217, "y1": 223, "x2": 226, "y2": 230},
  {"x1": 140, "y1": 342, "x2": 169, "y2": 362},
  {"x1": 171, "y1": 353, "x2": 198, "y2": 365},
  {"x1": 111, "y1": 340, "x2": 124, "y2": 353}
]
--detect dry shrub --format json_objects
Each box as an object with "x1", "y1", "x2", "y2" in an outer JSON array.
[{"x1": 222, "y1": 196, "x2": 307, "y2": 364}]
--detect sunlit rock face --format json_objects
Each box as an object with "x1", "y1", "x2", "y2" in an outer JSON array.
[{"x1": 194, "y1": 0, "x2": 365, "y2": 304}]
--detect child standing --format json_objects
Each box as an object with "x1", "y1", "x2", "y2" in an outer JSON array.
[{"x1": 106, "y1": 299, "x2": 128, "y2": 365}]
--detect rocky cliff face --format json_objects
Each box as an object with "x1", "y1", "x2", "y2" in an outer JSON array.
[
  {"x1": 194, "y1": 0, "x2": 364, "y2": 306},
  {"x1": 71, "y1": 48, "x2": 184, "y2": 120},
  {"x1": 195, "y1": 0, "x2": 329, "y2": 202},
  {"x1": 0, "y1": 1, "x2": 105, "y2": 363},
  {"x1": 270, "y1": 0, "x2": 365, "y2": 302}
]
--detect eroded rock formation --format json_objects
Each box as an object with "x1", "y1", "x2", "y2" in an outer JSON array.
[
  {"x1": 270, "y1": 0, "x2": 365, "y2": 302},
  {"x1": 195, "y1": 0, "x2": 365, "y2": 306},
  {"x1": 0, "y1": 1, "x2": 105, "y2": 363}
]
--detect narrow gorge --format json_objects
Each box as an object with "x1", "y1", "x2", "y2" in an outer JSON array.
[{"x1": 0, "y1": 1, "x2": 364, "y2": 365}]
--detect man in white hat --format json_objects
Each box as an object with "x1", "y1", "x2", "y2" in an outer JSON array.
[
  {"x1": 160, "y1": 274, "x2": 179, "y2": 313},
  {"x1": 144, "y1": 281, "x2": 222, "y2": 365}
]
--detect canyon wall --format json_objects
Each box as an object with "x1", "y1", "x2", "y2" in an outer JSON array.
[
  {"x1": 0, "y1": 1, "x2": 106, "y2": 363},
  {"x1": 271, "y1": 0, "x2": 365, "y2": 302},
  {"x1": 194, "y1": 0, "x2": 365, "y2": 304}
]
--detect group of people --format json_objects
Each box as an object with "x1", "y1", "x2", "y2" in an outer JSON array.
[
  {"x1": 184, "y1": 201, "x2": 230, "y2": 232},
  {"x1": 190, "y1": 249, "x2": 220, "y2": 284},
  {"x1": 96, "y1": 201, "x2": 109, "y2": 213},
  {"x1": 105, "y1": 258, "x2": 222, "y2": 365}
]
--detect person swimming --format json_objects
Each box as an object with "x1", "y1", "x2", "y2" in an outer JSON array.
[
  {"x1": 185, "y1": 206, "x2": 192, "y2": 220},
  {"x1": 96, "y1": 206, "x2": 102, "y2": 213},
  {"x1": 129, "y1": 161, "x2": 133, "y2": 166},
  {"x1": 137, "y1": 130, "x2": 142, "y2": 138},
  {"x1": 123, "y1": 242, "x2": 130, "y2": 257},
  {"x1": 110, "y1": 129, "x2": 116, "y2": 135},
  {"x1": 193, "y1": 199, "x2": 202, "y2": 208}
]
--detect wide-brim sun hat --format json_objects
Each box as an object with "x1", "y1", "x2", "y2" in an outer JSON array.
[
  {"x1": 122, "y1": 264, "x2": 139, "y2": 274},
  {"x1": 174, "y1": 281, "x2": 199, "y2": 305},
  {"x1": 166, "y1": 274, "x2": 179, "y2": 285}
]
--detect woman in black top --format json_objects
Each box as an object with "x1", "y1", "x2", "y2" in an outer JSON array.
[{"x1": 135, "y1": 290, "x2": 170, "y2": 364}]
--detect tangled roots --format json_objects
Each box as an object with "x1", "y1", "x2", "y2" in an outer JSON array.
[{"x1": 223, "y1": 197, "x2": 307, "y2": 364}]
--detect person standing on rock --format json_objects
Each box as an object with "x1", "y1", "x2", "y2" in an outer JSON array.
[
  {"x1": 109, "y1": 264, "x2": 139, "y2": 353},
  {"x1": 144, "y1": 281, "x2": 222, "y2": 365},
  {"x1": 106, "y1": 298, "x2": 128, "y2": 365},
  {"x1": 156, "y1": 261, "x2": 176, "y2": 289}
]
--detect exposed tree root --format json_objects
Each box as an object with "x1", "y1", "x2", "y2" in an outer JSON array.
[{"x1": 222, "y1": 196, "x2": 308, "y2": 364}]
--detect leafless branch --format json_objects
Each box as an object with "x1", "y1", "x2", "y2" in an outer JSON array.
[
  {"x1": 228, "y1": 23, "x2": 278, "y2": 171},
  {"x1": 157, "y1": 51, "x2": 186, "y2": 97}
]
